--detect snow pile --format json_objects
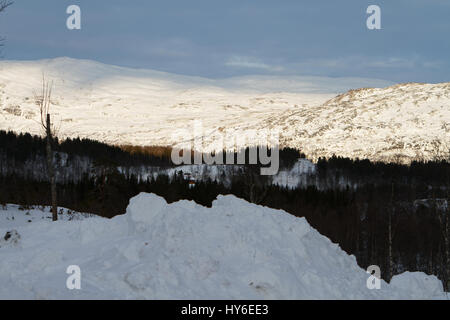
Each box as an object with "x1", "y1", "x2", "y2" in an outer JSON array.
[
  {"x1": 390, "y1": 272, "x2": 446, "y2": 300},
  {"x1": 0, "y1": 230, "x2": 21, "y2": 248},
  {"x1": 0, "y1": 193, "x2": 447, "y2": 299}
]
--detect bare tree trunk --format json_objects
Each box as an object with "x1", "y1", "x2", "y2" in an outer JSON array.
[
  {"x1": 0, "y1": 1, "x2": 12, "y2": 50},
  {"x1": 428, "y1": 247, "x2": 433, "y2": 275},
  {"x1": 444, "y1": 226, "x2": 449, "y2": 291},
  {"x1": 434, "y1": 189, "x2": 449, "y2": 291},
  {"x1": 242, "y1": 165, "x2": 268, "y2": 205},
  {"x1": 444, "y1": 198, "x2": 450, "y2": 291},
  {"x1": 387, "y1": 182, "x2": 394, "y2": 281},
  {"x1": 46, "y1": 114, "x2": 57, "y2": 221},
  {"x1": 388, "y1": 209, "x2": 393, "y2": 281}
]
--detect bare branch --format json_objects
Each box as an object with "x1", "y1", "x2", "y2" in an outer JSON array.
[
  {"x1": 0, "y1": 1, "x2": 13, "y2": 50},
  {"x1": 0, "y1": 1, "x2": 12, "y2": 13},
  {"x1": 34, "y1": 74, "x2": 56, "y2": 135},
  {"x1": 33, "y1": 72, "x2": 59, "y2": 221}
]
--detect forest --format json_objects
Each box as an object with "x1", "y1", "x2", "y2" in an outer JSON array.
[{"x1": 0, "y1": 130, "x2": 449, "y2": 290}]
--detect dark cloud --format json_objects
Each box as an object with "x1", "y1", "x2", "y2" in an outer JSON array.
[{"x1": 0, "y1": 0, "x2": 449, "y2": 83}]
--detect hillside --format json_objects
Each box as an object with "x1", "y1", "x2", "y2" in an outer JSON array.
[
  {"x1": 1, "y1": 58, "x2": 448, "y2": 162},
  {"x1": 263, "y1": 83, "x2": 450, "y2": 162},
  {"x1": 0, "y1": 57, "x2": 334, "y2": 147}
]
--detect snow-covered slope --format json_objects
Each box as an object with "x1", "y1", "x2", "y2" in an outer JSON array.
[
  {"x1": 0, "y1": 193, "x2": 446, "y2": 299},
  {"x1": 1, "y1": 57, "x2": 448, "y2": 162},
  {"x1": 0, "y1": 57, "x2": 334, "y2": 147},
  {"x1": 264, "y1": 83, "x2": 450, "y2": 162}
]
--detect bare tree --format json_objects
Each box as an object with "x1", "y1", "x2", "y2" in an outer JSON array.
[
  {"x1": 0, "y1": 1, "x2": 12, "y2": 11},
  {"x1": 0, "y1": 1, "x2": 13, "y2": 50},
  {"x1": 386, "y1": 181, "x2": 401, "y2": 282},
  {"x1": 242, "y1": 165, "x2": 269, "y2": 205},
  {"x1": 34, "y1": 76, "x2": 58, "y2": 221},
  {"x1": 436, "y1": 185, "x2": 450, "y2": 291}
]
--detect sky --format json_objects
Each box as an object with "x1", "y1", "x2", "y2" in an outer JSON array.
[{"x1": 0, "y1": 0, "x2": 449, "y2": 83}]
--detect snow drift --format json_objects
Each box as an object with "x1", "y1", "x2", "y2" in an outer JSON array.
[{"x1": 0, "y1": 193, "x2": 447, "y2": 299}]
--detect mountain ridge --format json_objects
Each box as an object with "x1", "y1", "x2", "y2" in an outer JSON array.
[
  {"x1": 0, "y1": 57, "x2": 448, "y2": 163},
  {"x1": 256, "y1": 82, "x2": 450, "y2": 162}
]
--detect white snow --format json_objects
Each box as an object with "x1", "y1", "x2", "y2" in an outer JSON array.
[
  {"x1": 267, "y1": 83, "x2": 450, "y2": 162},
  {"x1": 7, "y1": 57, "x2": 444, "y2": 163},
  {"x1": 0, "y1": 57, "x2": 336, "y2": 148},
  {"x1": 1, "y1": 57, "x2": 447, "y2": 162},
  {"x1": 159, "y1": 159, "x2": 318, "y2": 189},
  {"x1": 0, "y1": 193, "x2": 447, "y2": 299},
  {"x1": 271, "y1": 158, "x2": 316, "y2": 189}
]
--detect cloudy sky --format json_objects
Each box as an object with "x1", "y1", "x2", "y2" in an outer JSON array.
[{"x1": 0, "y1": 0, "x2": 449, "y2": 83}]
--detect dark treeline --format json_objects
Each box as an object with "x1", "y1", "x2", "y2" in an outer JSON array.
[
  {"x1": 0, "y1": 130, "x2": 173, "y2": 167},
  {"x1": 316, "y1": 155, "x2": 448, "y2": 188},
  {"x1": 0, "y1": 130, "x2": 302, "y2": 177},
  {"x1": 0, "y1": 130, "x2": 449, "y2": 289},
  {"x1": 0, "y1": 171, "x2": 226, "y2": 218}
]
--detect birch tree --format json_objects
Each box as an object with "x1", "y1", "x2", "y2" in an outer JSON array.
[{"x1": 34, "y1": 77, "x2": 58, "y2": 221}]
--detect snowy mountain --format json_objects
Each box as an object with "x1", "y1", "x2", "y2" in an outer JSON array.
[
  {"x1": 0, "y1": 193, "x2": 446, "y2": 299},
  {"x1": 0, "y1": 57, "x2": 335, "y2": 148},
  {"x1": 264, "y1": 83, "x2": 450, "y2": 162},
  {"x1": 0, "y1": 57, "x2": 448, "y2": 162}
]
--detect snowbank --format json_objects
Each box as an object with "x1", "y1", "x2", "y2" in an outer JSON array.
[
  {"x1": 0, "y1": 194, "x2": 447, "y2": 299},
  {"x1": 390, "y1": 272, "x2": 445, "y2": 300}
]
